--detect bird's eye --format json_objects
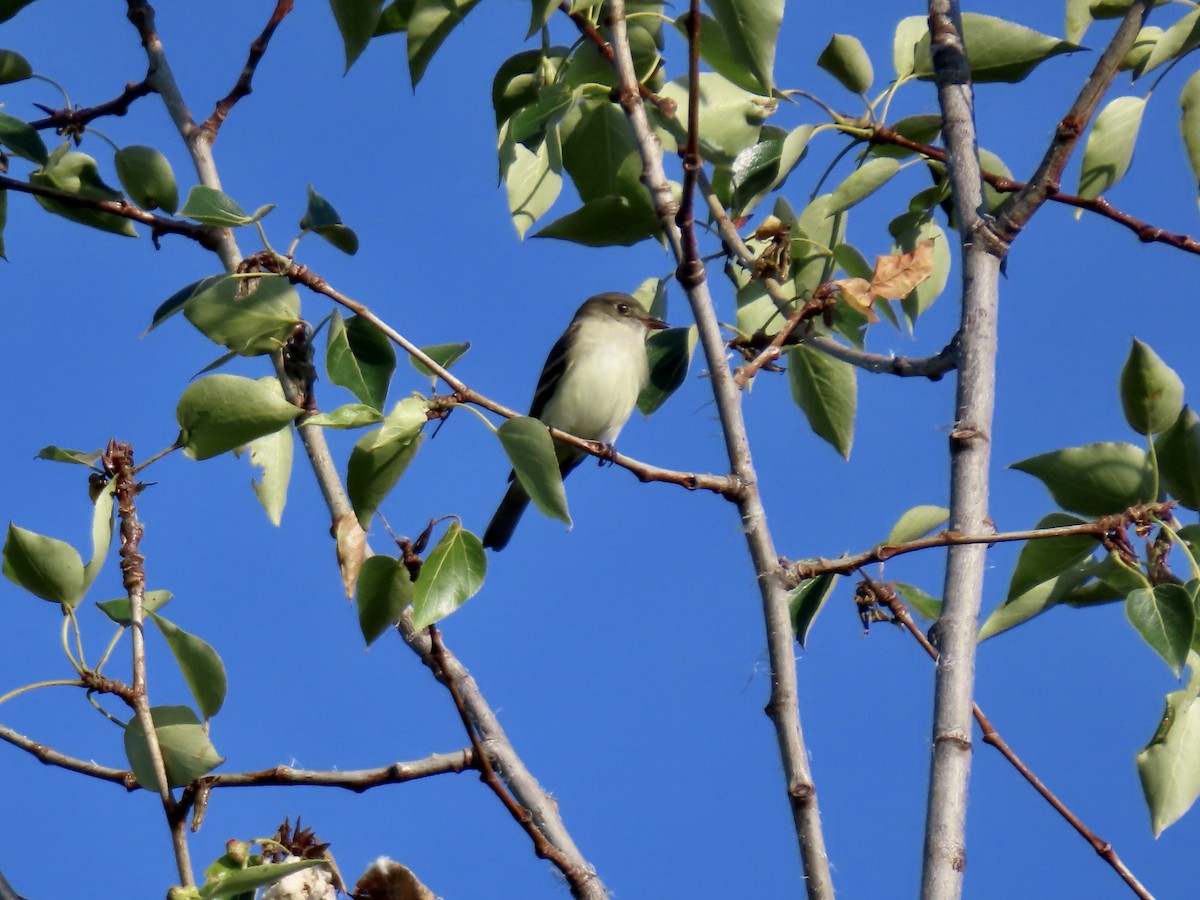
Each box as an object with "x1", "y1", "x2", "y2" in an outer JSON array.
[{"x1": 617, "y1": 303, "x2": 629, "y2": 315}]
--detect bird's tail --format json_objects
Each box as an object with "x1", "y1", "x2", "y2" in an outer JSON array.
[{"x1": 482, "y1": 479, "x2": 530, "y2": 551}]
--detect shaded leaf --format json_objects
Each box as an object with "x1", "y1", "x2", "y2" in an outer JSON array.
[
  {"x1": 0, "y1": 49, "x2": 32, "y2": 83},
  {"x1": 1078, "y1": 95, "x2": 1147, "y2": 201},
  {"x1": 1158, "y1": 406, "x2": 1200, "y2": 510},
  {"x1": 346, "y1": 400, "x2": 427, "y2": 529},
  {"x1": 182, "y1": 275, "x2": 301, "y2": 356},
  {"x1": 906, "y1": 13, "x2": 1080, "y2": 83},
  {"x1": 672, "y1": 12, "x2": 766, "y2": 94},
  {"x1": 407, "y1": 0, "x2": 484, "y2": 87},
  {"x1": 1006, "y1": 513, "x2": 1097, "y2": 600},
  {"x1": 1121, "y1": 338, "x2": 1184, "y2": 435},
  {"x1": 1137, "y1": 651, "x2": 1200, "y2": 837},
  {"x1": 497, "y1": 417, "x2": 571, "y2": 526},
  {"x1": 115, "y1": 145, "x2": 179, "y2": 213},
  {"x1": 827, "y1": 158, "x2": 901, "y2": 216},
  {"x1": 330, "y1": 0, "x2": 385, "y2": 71},
  {"x1": 886, "y1": 505, "x2": 949, "y2": 545},
  {"x1": 31, "y1": 145, "x2": 136, "y2": 236},
  {"x1": 302, "y1": 404, "x2": 385, "y2": 429},
  {"x1": 326, "y1": 311, "x2": 396, "y2": 409},
  {"x1": 787, "y1": 343, "x2": 856, "y2": 458},
  {"x1": 299, "y1": 184, "x2": 359, "y2": 254},
  {"x1": 412, "y1": 521, "x2": 486, "y2": 628},
  {"x1": 896, "y1": 582, "x2": 941, "y2": 620},
  {"x1": 124, "y1": 705, "x2": 223, "y2": 790},
  {"x1": 534, "y1": 194, "x2": 660, "y2": 246},
  {"x1": 176, "y1": 375, "x2": 302, "y2": 461},
  {"x1": 2, "y1": 524, "x2": 84, "y2": 606},
  {"x1": 35, "y1": 446, "x2": 101, "y2": 467},
  {"x1": 1180, "y1": 69, "x2": 1200, "y2": 195},
  {"x1": 789, "y1": 571, "x2": 839, "y2": 648},
  {"x1": 179, "y1": 185, "x2": 273, "y2": 227},
  {"x1": 705, "y1": 0, "x2": 783, "y2": 91},
  {"x1": 0, "y1": 109, "x2": 47, "y2": 164},
  {"x1": 96, "y1": 590, "x2": 173, "y2": 626},
  {"x1": 151, "y1": 614, "x2": 227, "y2": 719},
  {"x1": 817, "y1": 33, "x2": 873, "y2": 94},
  {"x1": 638, "y1": 326, "x2": 696, "y2": 416},
  {"x1": 356, "y1": 555, "x2": 414, "y2": 646},
  {"x1": 1011, "y1": 442, "x2": 1155, "y2": 516},
  {"x1": 199, "y1": 859, "x2": 326, "y2": 900},
  {"x1": 1127, "y1": 584, "x2": 1195, "y2": 677},
  {"x1": 979, "y1": 572, "x2": 1086, "y2": 641},
  {"x1": 410, "y1": 342, "x2": 471, "y2": 379}
]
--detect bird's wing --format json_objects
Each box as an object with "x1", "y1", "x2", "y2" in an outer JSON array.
[{"x1": 528, "y1": 321, "x2": 579, "y2": 422}]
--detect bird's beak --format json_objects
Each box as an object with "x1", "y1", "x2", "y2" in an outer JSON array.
[{"x1": 640, "y1": 314, "x2": 670, "y2": 330}]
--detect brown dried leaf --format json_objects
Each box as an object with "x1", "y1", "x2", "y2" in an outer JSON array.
[
  {"x1": 335, "y1": 513, "x2": 368, "y2": 600},
  {"x1": 869, "y1": 238, "x2": 935, "y2": 301},
  {"x1": 830, "y1": 277, "x2": 878, "y2": 323}
]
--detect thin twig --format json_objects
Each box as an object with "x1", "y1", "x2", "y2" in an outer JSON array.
[
  {"x1": 199, "y1": 0, "x2": 294, "y2": 140},
  {"x1": 605, "y1": 2, "x2": 835, "y2": 895},
  {"x1": 106, "y1": 440, "x2": 194, "y2": 887},
  {"x1": 859, "y1": 574, "x2": 1154, "y2": 900},
  {"x1": 427, "y1": 626, "x2": 600, "y2": 894},
  {"x1": 0, "y1": 174, "x2": 219, "y2": 249},
  {"x1": 778, "y1": 502, "x2": 1169, "y2": 586},
  {"x1": 28, "y1": 77, "x2": 156, "y2": 132},
  {"x1": 267, "y1": 257, "x2": 740, "y2": 498}
]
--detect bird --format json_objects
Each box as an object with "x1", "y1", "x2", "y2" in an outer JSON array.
[{"x1": 482, "y1": 292, "x2": 668, "y2": 551}]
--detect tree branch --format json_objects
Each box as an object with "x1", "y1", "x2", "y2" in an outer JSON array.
[
  {"x1": 921, "y1": 5, "x2": 1003, "y2": 898},
  {"x1": 0, "y1": 174, "x2": 219, "y2": 249},
  {"x1": 605, "y1": 2, "x2": 834, "y2": 895},
  {"x1": 106, "y1": 439, "x2": 194, "y2": 887},
  {"x1": 28, "y1": 77, "x2": 156, "y2": 133},
  {"x1": 198, "y1": 0, "x2": 294, "y2": 141},
  {"x1": 861, "y1": 575, "x2": 1155, "y2": 900}
]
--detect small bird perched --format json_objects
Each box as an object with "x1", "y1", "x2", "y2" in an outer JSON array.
[{"x1": 483, "y1": 292, "x2": 668, "y2": 551}]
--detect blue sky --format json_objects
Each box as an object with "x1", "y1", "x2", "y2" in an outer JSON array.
[{"x1": 1, "y1": 2, "x2": 1198, "y2": 898}]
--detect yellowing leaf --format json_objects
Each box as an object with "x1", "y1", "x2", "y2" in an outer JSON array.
[
  {"x1": 830, "y1": 278, "x2": 876, "y2": 322},
  {"x1": 870, "y1": 239, "x2": 935, "y2": 300}
]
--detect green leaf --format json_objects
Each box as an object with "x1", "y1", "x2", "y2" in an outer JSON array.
[
  {"x1": 0, "y1": 49, "x2": 31, "y2": 83},
  {"x1": 905, "y1": 13, "x2": 1080, "y2": 83},
  {"x1": 374, "y1": 0, "x2": 412, "y2": 33},
  {"x1": 497, "y1": 417, "x2": 571, "y2": 526},
  {"x1": 0, "y1": 187, "x2": 6, "y2": 260},
  {"x1": 787, "y1": 343, "x2": 856, "y2": 458},
  {"x1": 979, "y1": 572, "x2": 1084, "y2": 641},
  {"x1": 96, "y1": 590, "x2": 173, "y2": 626},
  {"x1": 82, "y1": 478, "x2": 116, "y2": 593},
  {"x1": 534, "y1": 195, "x2": 660, "y2": 246},
  {"x1": 1006, "y1": 513, "x2": 1097, "y2": 600},
  {"x1": 179, "y1": 185, "x2": 273, "y2": 227},
  {"x1": 182, "y1": 275, "x2": 301, "y2": 356},
  {"x1": 31, "y1": 145, "x2": 136, "y2": 236},
  {"x1": 704, "y1": 0, "x2": 783, "y2": 92},
  {"x1": 356, "y1": 555, "x2": 415, "y2": 646},
  {"x1": 148, "y1": 275, "x2": 228, "y2": 333},
  {"x1": 236, "y1": 425, "x2": 293, "y2": 526},
  {"x1": 1127, "y1": 585, "x2": 1196, "y2": 678},
  {"x1": 35, "y1": 446, "x2": 101, "y2": 467},
  {"x1": 1091, "y1": 0, "x2": 1171, "y2": 17},
  {"x1": 728, "y1": 124, "x2": 814, "y2": 218},
  {"x1": 1077, "y1": 95, "x2": 1147, "y2": 201},
  {"x1": 896, "y1": 582, "x2": 941, "y2": 620},
  {"x1": 330, "y1": 0, "x2": 384, "y2": 71},
  {"x1": 1123, "y1": 26, "x2": 1162, "y2": 75},
  {"x1": 827, "y1": 158, "x2": 902, "y2": 216},
  {"x1": 302, "y1": 403, "x2": 385, "y2": 429},
  {"x1": 659, "y1": 73, "x2": 771, "y2": 166},
  {"x1": 1139, "y1": 7, "x2": 1200, "y2": 77},
  {"x1": 406, "y1": 0, "x2": 484, "y2": 87},
  {"x1": 791, "y1": 193, "x2": 845, "y2": 298},
  {"x1": 673, "y1": 13, "x2": 766, "y2": 94},
  {"x1": 892, "y1": 15, "x2": 927, "y2": 79},
  {"x1": 299, "y1": 184, "x2": 358, "y2": 254},
  {"x1": 2, "y1": 524, "x2": 85, "y2": 606},
  {"x1": 1179, "y1": 69, "x2": 1200, "y2": 194},
  {"x1": 788, "y1": 571, "x2": 839, "y2": 648},
  {"x1": 491, "y1": 48, "x2": 569, "y2": 130},
  {"x1": 198, "y1": 859, "x2": 326, "y2": 899},
  {"x1": 1011, "y1": 442, "x2": 1155, "y2": 517},
  {"x1": 346, "y1": 398, "x2": 428, "y2": 528},
  {"x1": 176, "y1": 375, "x2": 302, "y2": 461},
  {"x1": 412, "y1": 521, "x2": 486, "y2": 627},
  {"x1": 409, "y1": 342, "x2": 471, "y2": 379},
  {"x1": 124, "y1": 705, "x2": 223, "y2": 791},
  {"x1": 499, "y1": 120, "x2": 563, "y2": 239},
  {"x1": 326, "y1": 311, "x2": 396, "y2": 409},
  {"x1": 637, "y1": 326, "x2": 697, "y2": 416},
  {"x1": 817, "y1": 33, "x2": 873, "y2": 94},
  {"x1": 885, "y1": 505, "x2": 949, "y2": 545},
  {"x1": 151, "y1": 614, "x2": 227, "y2": 719},
  {"x1": 0, "y1": 109, "x2": 47, "y2": 164},
  {"x1": 562, "y1": 23, "x2": 660, "y2": 92},
  {"x1": 0, "y1": 0, "x2": 37, "y2": 25},
  {"x1": 1158, "y1": 406, "x2": 1200, "y2": 510},
  {"x1": 1121, "y1": 338, "x2": 1184, "y2": 435},
  {"x1": 1137, "y1": 651, "x2": 1200, "y2": 837},
  {"x1": 114, "y1": 145, "x2": 179, "y2": 214}
]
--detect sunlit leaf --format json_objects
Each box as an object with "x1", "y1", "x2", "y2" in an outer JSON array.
[
  {"x1": 1127, "y1": 584, "x2": 1195, "y2": 678},
  {"x1": 817, "y1": 33, "x2": 873, "y2": 94},
  {"x1": 1006, "y1": 513, "x2": 1097, "y2": 600},
  {"x1": 151, "y1": 613, "x2": 227, "y2": 719},
  {"x1": 705, "y1": 0, "x2": 783, "y2": 91},
  {"x1": 326, "y1": 311, "x2": 396, "y2": 410},
  {"x1": 96, "y1": 590, "x2": 173, "y2": 626},
  {"x1": 410, "y1": 342, "x2": 471, "y2": 379},
  {"x1": 2, "y1": 524, "x2": 85, "y2": 606},
  {"x1": 1011, "y1": 442, "x2": 1155, "y2": 517},
  {"x1": 1137, "y1": 652, "x2": 1200, "y2": 836},
  {"x1": 236, "y1": 424, "x2": 293, "y2": 526},
  {"x1": 789, "y1": 571, "x2": 839, "y2": 648},
  {"x1": 1121, "y1": 338, "x2": 1184, "y2": 435},
  {"x1": 1158, "y1": 406, "x2": 1200, "y2": 510},
  {"x1": 905, "y1": 13, "x2": 1080, "y2": 83},
  {"x1": 886, "y1": 505, "x2": 949, "y2": 545},
  {"x1": 500, "y1": 120, "x2": 563, "y2": 239},
  {"x1": 176, "y1": 375, "x2": 302, "y2": 461},
  {"x1": 124, "y1": 705, "x2": 223, "y2": 790},
  {"x1": 1077, "y1": 96, "x2": 1147, "y2": 201},
  {"x1": 412, "y1": 521, "x2": 486, "y2": 628},
  {"x1": 787, "y1": 343, "x2": 856, "y2": 458},
  {"x1": 179, "y1": 185, "x2": 273, "y2": 227}
]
